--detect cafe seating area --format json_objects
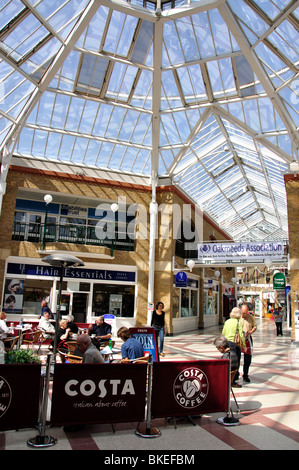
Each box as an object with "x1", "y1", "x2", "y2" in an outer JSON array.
[{"x1": 1, "y1": 318, "x2": 299, "y2": 451}]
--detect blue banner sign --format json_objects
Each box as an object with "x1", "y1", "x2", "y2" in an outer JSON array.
[
  {"x1": 7, "y1": 263, "x2": 135, "y2": 283},
  {"x1": 130, "y1": 327, "x2": 159, "y2": 362},
  {"x1": 175, "y1": 271, "x2": 187, "y2": 287}
]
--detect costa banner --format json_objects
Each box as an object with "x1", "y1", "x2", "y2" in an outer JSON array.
[
  {"x1": 151, "y1": 360, "x2": 229, "y2": 418},
  {"x1": 0, "y1": 364, "x2": 41, "y2": 431},
  {"x1": 51, "y1": 363, "x2": 147, "y2": 426}
]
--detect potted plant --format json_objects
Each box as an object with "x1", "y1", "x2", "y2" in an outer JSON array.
[{"x1": 5, "y1": 349, "x2": 41, "y2": 364}]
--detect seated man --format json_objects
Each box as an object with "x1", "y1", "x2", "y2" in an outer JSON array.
[
  {"x1": 76, "y1": 334, "x2": 105, "y2": 364},
  {"x1": 117, "y1": 327, "x2": 144, "y2": 362},
  {"x1": 38, "y1": 311, "x2": 55, "y2": 340},
  {"x1": 213, "y1": 334, "x2": 240, "y2": 386},
  {"x1": 88, "y1": 316, "x2": 112, "y2": 347}
]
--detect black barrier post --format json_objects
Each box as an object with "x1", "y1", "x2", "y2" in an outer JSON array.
[
  {"x1": 217, "y1": 352, "x2": 240, "y2": 426},
  {"x1": 27, "y1": 353, "x2": 58, "y2": 448},
  {"x1": 135, "y1": 355, "x2": 161, "y2": 438}
]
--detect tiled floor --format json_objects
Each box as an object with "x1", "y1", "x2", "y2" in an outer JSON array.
[{"x1": 1, "y1": 318, "x2": 299, "y2": 451}]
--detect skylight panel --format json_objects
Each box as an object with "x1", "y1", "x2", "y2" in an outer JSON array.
[
  {"x1": 35, "y1": 0, "x2": 89, "y2": 34},
  {"x1": 130, "y1": 69, "x2": 153, "y2": 109},
  {"x1": 254, "y1": 42, "x2": 291, "y2": 77},
  {"x1": 2, "y1": 14, "x2": 49, "y2": 61},
  {"x1": 163, "y1": 21, "x2": 184, "y2": 66},
  {"x1": 76, "y1": 54, "x2": 109, "y2": 94},
  {"x1": 46, "y1": 131, "x2": 63, "y2": 160},
  {"x1": 177, "y1": 65, "x2": 207, "y2": 103},
  {"x1": 192, "y1": 11, "x2": 215, "y2": 58},
  {"x1": 252, "y1": 0, "x2": 280, "y2": 20},
  {"x1": 130, "y1": 113, "x2": 151, "y2": 145},
  {"x1": 104, "y1": 11, "x2": 137, "y2": 57},
  {"x1": 51, "y1": 94, "x2": 71, "y2": 129},
  {"x1": 206, "y1": 58, "x2": 236, "y2": 99},
  {"x1": 268, "y1": 21, "x2": 299, "y2": 63},
  {"x1": 0, "y1": 2, "x2": 23, "y2": 30},
  {"x1": 78, "y1": 100, "x2": 100, "y2": 135},
  {"x1": 234, "y1": 55, "x2": 256, "y2": 97},
  {"x1": 209, "y1": 8, "x2": 233, "y2": 55},
  {"x1": 175, "y1": 16, "x2": 200, "y2": 62},
  {"x1": 65, "y1": 96, "x2": 86, "y2": 131},
  {"x1": 161, "y1": 70, "x2": 183, "y2": 109},
  {"x1": 242, "y1": 99, "x2": 260, "y2": 132},
  {"x1": 30, "y1": 128, "x2": 46, "y2": 158},
  {"x1": 228, "y1": 0, "x2": 269, "y2": 38},
  {"x1": 71, "y1": 136, "x2": 89, "y2": 164},
  {"x1": 78, "y1": 6, "x2": 109, "y2": 52},
  {"x1": 34, "y1": 92, "x2": 56, "y2": 127},
  {"x1": 131, "y1": 21, "x2": 153, "y2": 64},
  {"x1": 106, "y1": 63, "x2": 138, "y2": 102}
]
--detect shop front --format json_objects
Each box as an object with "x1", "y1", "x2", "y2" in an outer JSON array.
[
  {"x1": 172, "y1": 274, "x2": 199, "y2": 334},
  {"x1": 2, "y1": 257, "x2": 137, "y2": 329}
]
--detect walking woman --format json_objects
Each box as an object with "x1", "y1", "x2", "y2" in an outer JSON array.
[
  {"x1": 222, "y1": 307, "x2": 245, "y2": 387},
  {"x1": 151, "y1": 301, "x2": 165, "y2": 357}
]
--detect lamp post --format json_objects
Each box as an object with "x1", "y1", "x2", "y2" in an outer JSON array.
[
  {"x1": 42, "y1": 194, "x2": 53, "y2": 251},
  {"x1": 110, "y1": 203, "x2": 118, "y2": 257},
  {"x1": 42, "y1": 254, "x2": 84, "y2": 360}
]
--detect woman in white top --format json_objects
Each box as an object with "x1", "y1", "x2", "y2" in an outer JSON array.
[{"x1": 0, "y1": 312, "x2": 10, "y2": 339}]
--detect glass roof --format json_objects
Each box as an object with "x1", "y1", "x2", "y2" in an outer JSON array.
[{"x1": 0, "y1": 0, "x2": 298, "y2": 241}]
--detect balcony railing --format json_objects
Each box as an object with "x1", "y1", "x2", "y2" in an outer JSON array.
[{"x1": 12, "y1": 222, "x2": 135, "y2": 251}]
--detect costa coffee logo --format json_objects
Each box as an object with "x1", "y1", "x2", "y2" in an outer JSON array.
[
  {"x1": 173, "y1": 367, "x2": 209, "y2": 409},
  {"x1": 0, "y1": 376, "x2": 12, "y2": 419}
]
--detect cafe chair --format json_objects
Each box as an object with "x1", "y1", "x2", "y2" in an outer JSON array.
[
  {"x1": 57, "y1": 350, "x2": 83, "y2": 363},
  {"x1": 230, "y1": 370, "x2": 240, "y2": 413},
  {"x1": 23, "y1": 330, "x2": 45, "y2": 353},
  {"x1": 58, "y1": 349, "x2": 67, "y2": 363},
  {"x1": 133, "y1": 355, "x2": 150, "y2": 364},
  {"x1": 67, "y1": 354, "x2": 83, "y2": 363},
  {"x1": 3, "y1": 336, "x2": 20, "y2": 352},
  {"x1": 66, "y1": 341, "x2": 77, "y2": 354}
]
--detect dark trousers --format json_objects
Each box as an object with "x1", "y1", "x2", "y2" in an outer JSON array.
[
  {"x1": 228, "y1": 341, "x2": 241, "y2": 382},
  {"x1": 275, "y1": 322, "x2": 283, "y2": 336},
  {"x1": 243, "y1": 336, "x2": 253, "y2": 378}
]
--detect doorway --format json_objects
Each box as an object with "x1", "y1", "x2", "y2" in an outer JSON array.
[{"x1": 72, "y1": 293, "x2": 88, "y2": 323}]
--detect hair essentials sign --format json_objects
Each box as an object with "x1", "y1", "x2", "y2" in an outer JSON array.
[{"x1": 198, "y1": 241, "x2": 284, "y2": 261}]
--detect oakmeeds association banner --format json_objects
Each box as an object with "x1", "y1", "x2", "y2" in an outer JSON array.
[{"x1": 198, "y1": 241, "x2": 284, "y2": 261}]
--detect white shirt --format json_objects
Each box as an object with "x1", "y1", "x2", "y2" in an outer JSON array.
[{"x1": 0, "y1": 319, "x2": 10, "y2": 339}]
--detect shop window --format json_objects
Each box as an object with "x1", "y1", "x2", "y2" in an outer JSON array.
[
  {"x1": 3, "y1": 278, "x2": 52, "y2": 316},
  {"x1": 172, "y1": 287, "x2": 198, "y2": 318},
  {"x1": 92, "y1": 284, "x2": 135, "y2": 317},
  {"x1": 203, "y1": 285, "x2": 219, "y2": 316}
]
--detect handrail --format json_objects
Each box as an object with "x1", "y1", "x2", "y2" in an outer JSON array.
[{"x1": 12, "y1": 221, "x2": 135, "y2": 251}]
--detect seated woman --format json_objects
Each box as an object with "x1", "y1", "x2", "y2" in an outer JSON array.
[
  {"x1": 0, "y1": 311, "x2": 15, "y2": 348},
  {"x1": 57, "y1": 319, "x2": 71, "y2": 351}
]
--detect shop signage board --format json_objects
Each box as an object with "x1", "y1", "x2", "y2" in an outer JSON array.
[
  {"x1": 175, "y1": 271, "x2": 187, "y2": 287},
  {"x1": 273, "y1": 272, "x2": 286, "y2": 290},
  {"x1": 130, "y1": 327, "x2": 159, "y2": 362},
  {"x1": 197, "y1": 241, "x2": 284, "y2": 261},
  {"x1": 50, "y1": 363, "x2": 147, "y2": 426},
  {"x1": 7, "y1": 263, "x2": 135, "y2": 283},
  {"x1": 151, "y1": 360, "x2": 229, "y2": 418}
]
